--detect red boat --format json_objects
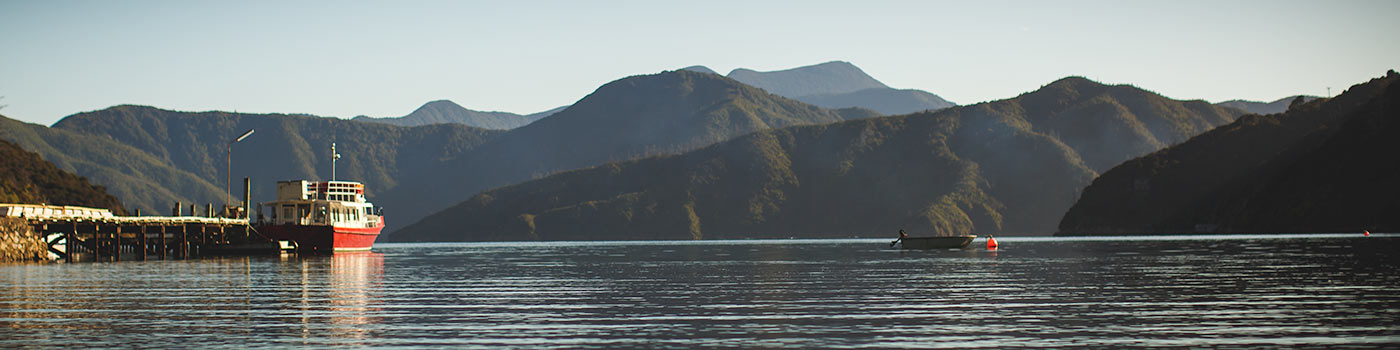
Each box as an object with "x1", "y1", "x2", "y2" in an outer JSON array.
[{"x1": 257, "y1": 179, "x2": 384, "y2": 253}]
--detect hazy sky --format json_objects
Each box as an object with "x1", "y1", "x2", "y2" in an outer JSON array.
[{"x1": 1, "y1": 0, "x2": 1396, "y2": 126}]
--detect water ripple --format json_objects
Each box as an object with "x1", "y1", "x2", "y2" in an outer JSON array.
[{"x1": 2, "y1": 236, "x2": 1398, "y2": 348}]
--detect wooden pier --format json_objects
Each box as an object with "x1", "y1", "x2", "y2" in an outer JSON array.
[{"x1": 4, "y1": 204, "x2": 279, "y2": 262}]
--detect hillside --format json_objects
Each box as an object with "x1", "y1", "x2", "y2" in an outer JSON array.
[
  {"x1": 389, "y1": 76, "x2": 1244, "y2": 242},
  {"x1": 49, "y1": 106, "x2": 502, "y2": 226},
  {"x1": 0, "y1": 138, "x2": 128, "y2": 214},
  {"x1": 726, "y1": 61, "x2": 955, "y2": 115},
  {"x1": 47, "y1": 70, "x2": 877, "y2": 232},
  {"x1": 1216, "y1": 95, "x2": 1320, "y2": 115},
  {"x1": 379, "y1": 70, "x2": 883, "y2": 229},
  {"x1": 1, "y1": 114, "x2": 222, "y2": 214},
  {"x1": 352, "y1": 100, "x2": 560, "y2": 129},
  {"x1": 1059, "y1": 71, "x2": 1399, "y2": 234}
]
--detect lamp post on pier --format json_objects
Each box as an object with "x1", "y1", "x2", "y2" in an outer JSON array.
[{"x1": 228, "y1": 129, "x2": 255, "y2": 206}]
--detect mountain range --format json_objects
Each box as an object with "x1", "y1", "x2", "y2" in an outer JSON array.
[
  {"x1": 684, "y1": 61, "x2": 956, "y2": 115},
  {"x1": 357, "y1": 61, "x2": 946, "y2": 130},
  {"x1": 377, "y1": 70, "x2": 883, "y2": 230},
  {"x1": 388, "y1": 77, "x2": 1243, "y2": 242},
  {"x1": 352, "y1": 100, "x2": 564, "y2": 129},
  {"x1": 7, "y1": 62, "x2": 1344, "y2": 240},
  {"x1": 1059, "y1": 71, "x2": 1399, "y2": 234},
  {"x1": 16, "y1": 70, "x2": 881, "y2": 232}
]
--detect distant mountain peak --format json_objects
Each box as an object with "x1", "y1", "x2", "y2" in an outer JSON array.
[
  {"x1": 716, "y1": 61, "x2": 955, "y2": 115},
  {"x1": 726, "y1": 61, "x2": 889, "y2": 97},
  {"x1": 422, "y1": 99, "x2": 460, "y2": 106},
  {"x1": 1044, "y1": 76, "x2": 1103, "y2": 89},
  {"x1": 679, "y1": 65, "x2": 718, "y2": 75},
  {"x1": 1018, "y1": 76, "x2": 1111, "y2": 103},
  {"x1": 415, "y1": 99, "x2": 467, "y2": 112},
  {"x1": 353, "y1": 99, "x2": 548, "y2": 129},
  {"x1": 727, "y1": 60, "x2": 864, "y2": 76}
]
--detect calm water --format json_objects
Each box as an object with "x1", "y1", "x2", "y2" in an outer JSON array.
[{"x1": 2, "y1": 234, "x2": 1398, "y2": 349}]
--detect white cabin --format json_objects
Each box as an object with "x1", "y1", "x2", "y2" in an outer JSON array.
[{"x1": 263, "y1": 180, "x2": 381, "y2": 228}]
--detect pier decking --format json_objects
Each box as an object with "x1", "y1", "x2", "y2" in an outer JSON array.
[{"x1": 3, "y1": 204, "x2": 276, "y2": 262}]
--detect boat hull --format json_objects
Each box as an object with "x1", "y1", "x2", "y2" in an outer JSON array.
[
  {"x1": 899, "y1": 235, "x2": 976, "y2": 249},
  {"x1": 256, "y1": 222, "x2": 382, "y2": 253}
]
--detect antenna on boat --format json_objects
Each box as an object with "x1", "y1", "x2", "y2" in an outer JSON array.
[{"x1": 331, "y1": 142, "x2": 341, "y2": 181}]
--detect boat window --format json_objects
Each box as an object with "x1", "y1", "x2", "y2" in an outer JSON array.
[{"x1": 298, "y1": 204, "x2": 311, "y2": 223}]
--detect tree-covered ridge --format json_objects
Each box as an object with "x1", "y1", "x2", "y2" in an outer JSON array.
[
  {"x1": 1059, "y1": 71, "x2": 1399, "y2": 235},
  {"x1": 1012, "y1": 77, "x2": 1240, "y2": 171},
  {"x1": 1, "y1": 114, "x2": 220, "y2": 214},
  {"x1": 390, "y1": 111, "x2": 1014, "y2": 242},
  {"x1": 389, "y1": 76, "x2": 1244, "y2": 241},
  {"x1": 0, "y1": 138, "x2": 128, "y2": 214},
  {"x1": 49, "y1": 106, "x2": 502, "y2": 222},
  {"x1": 378, "y1": 70, "x2": 885, "y2": 229}
]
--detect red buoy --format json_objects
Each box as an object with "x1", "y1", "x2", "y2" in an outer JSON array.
[
  {"x1": 987, "y1": 236, "x2": 998, "y2": 250},
  {"x1": 1364, "y1": 230, "x2": 1370, "y2": 236}
]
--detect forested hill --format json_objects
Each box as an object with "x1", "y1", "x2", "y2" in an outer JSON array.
[
  {"x1": 0, "y1": 137, "x2": 128, "y2": 214},
  {"x1": 49, "y1": 106, "x2": 502, "y2": 222},
  {"x1": 1059, "y1": 71, "x2": 1400, "y2": 235},
  {"x1": 1, "y1": 114, "x2": 223, "y2": 214},
  {"x1": 42, "y1": 70, "x2": 879, "y2": 232},
  {"x1": 376, "y1": 70, "x2": 883, "y2": 229},
  {"x1": 388, "y1": 76, "x2": 1244, "y2": 242}
]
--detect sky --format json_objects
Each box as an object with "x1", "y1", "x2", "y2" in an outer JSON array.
[{"x1": 1, "y1": 0, "x2": 1397, "y2": 126}]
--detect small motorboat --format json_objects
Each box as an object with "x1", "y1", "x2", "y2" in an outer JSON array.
[{"x1": 896, "y1": 235, "x2": 977, "y2": 249}]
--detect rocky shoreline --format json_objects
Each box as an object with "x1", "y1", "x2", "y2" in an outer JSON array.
[{"x1": 0, "y1": 218, "x2": 50, "y2": 262}]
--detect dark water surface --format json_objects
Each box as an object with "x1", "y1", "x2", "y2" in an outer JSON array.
[{"x1": 2, "y1": 234, "x2": 1398, "y2": 348}]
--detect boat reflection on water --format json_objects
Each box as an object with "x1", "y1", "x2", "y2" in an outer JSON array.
[{"x1": 293, "y1": 251, "x2": 384, "y2": 345}]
